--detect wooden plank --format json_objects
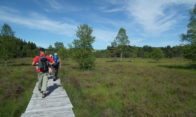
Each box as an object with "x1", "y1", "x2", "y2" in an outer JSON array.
[{"x1": 21, "y1": 77, "x2": 75, "y2": 117}]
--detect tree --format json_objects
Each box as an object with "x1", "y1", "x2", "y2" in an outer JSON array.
[
  {"x1": 0, "y1": 24, "x2": 38, "y2": 65},
  {"x1": 54, "y1": 42, "x2": 64, "y2": 51},
  {"x1": 113, "y1": 28, "x2": 130, "y2": 60},
  {"x1": 72, "y1": 24, "x2": 95, "y2": 69},
  {"x1": 151, "y1": 48, "x2": 164, "y2": 61},
  {"x1": 183, "y1": 44, "x2": 196, "y2": 60},
  {"x1": 162, "y1": 46, "x2": 173, "y2": 58},
  {"x1": 47, "y1": 45, "x2": 55, "y2": 54},
  {"x1": 0, "y1": 24, "x2": 14, "y2": 37},
  {"x1": 181, "y1": 4, "x2": 196, "y2": 60},
  {"x1": 0, "y1": 24, "x2": 15, "y2": 65},
  {"x1": 58, "y1": 47, "x2": 68, "y2": 60}
]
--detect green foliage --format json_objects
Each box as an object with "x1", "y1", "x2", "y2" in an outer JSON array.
[
  {"x1": 183, "y1": 44, "x2": 196, "y2": 61},
  {"x1": 54, "y1": 42, "x2": 64, "y2": 51},
  {"x1": 47, "y1": 45, "x2": 55, "y2": 54},
  {"x1": 71, "y1": 24, "x2": 95, "y2": 69},
  {"x1": 151, "y1": 48, "x2": 164, "y2": 61},
  {"x1": 0, "y1": 24, "x2": 14, "y2": 37},
  {"x1": 181, "y1": 4, "x2": 196, "y2": 45},
  {"x1": 161, "y1": 46, "x2": 173, "y2": 58},
  {"x1": 115, "y1": 28, "x2": 129, "y2": 46},
  {"x1": 0, "y1": 36, "x2": 38, "y2": 63},
  {"x1": 112, "y1": 28, "x2": 130, "y2": 60},
  {"x1": 143, "y1": 52, "x2": 152, "y2": 58},
  {"x1": 103, "y1": 45, "x2": 185, "y2": 59},
  {"x1": 0, "y1": 36, "x2": 14, "y2": 62},
  {"x1": 94, "y1": 50, "x2": 110, "y2": 58},
  {"x1": 58, "y1": 47, "x2": 68, "y2": 60},
  {"x1": 181, "y1": 4, "x2": 196, "y2": 60},
  {"x1": 0, "y1": 24, "x2": 38, "y2": 65},
  {"x1": 107, "y1": 46, "x2": 118, "y2": 58},
  {"x1": 47, "y1": 42, "x2": 68, "y2": 60}
]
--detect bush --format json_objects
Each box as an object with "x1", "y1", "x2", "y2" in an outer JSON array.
[
  {"x1": 72, "y1": 48, "x2": 95, "y2": 69},
  {"x1": 151, "y1": 48, "x2": 164, "y2": 61},
  {"x1": 183, "y1": 44, "x2": 196, "y2": 61}
]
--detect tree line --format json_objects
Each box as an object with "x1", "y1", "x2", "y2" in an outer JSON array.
[
  {"x1": 48, "y1": 4, "x2": 195, "y2": 70},
  {"x1": 0, "y1": 24, "x2": 38, "y2": 64},
  {"x1": 0, "y1": 4, "x2": 195, "y2": 69},
  {"x1": 95, "y1": 45, "x2": 184, "y2": 59}
]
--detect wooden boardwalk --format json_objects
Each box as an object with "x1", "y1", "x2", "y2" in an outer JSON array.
[{"x1": 21, "y1": 76, "x2": 75, "y2": 117}]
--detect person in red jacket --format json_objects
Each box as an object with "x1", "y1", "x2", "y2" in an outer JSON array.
[{"x1": 32, "y1": 48, "x2": 54, "y2": 98}]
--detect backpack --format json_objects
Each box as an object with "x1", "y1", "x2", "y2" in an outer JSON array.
[
  {"x1": 53, "y1": 55, "x2": 59, "y2": 67},
  {"x1": 38, "y1": 56, "x2": 49, "y2": 72}
]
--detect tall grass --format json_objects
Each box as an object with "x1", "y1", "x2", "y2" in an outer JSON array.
[
  {"x1": 0, "y1": 58, "x2": 195, "y2": 117},
  {"x1": 0, "y1": 58, "x2": 37, "y2": 117},
  {"x1": 60, "y1": 58, "x2": 196, "y2": 117}
]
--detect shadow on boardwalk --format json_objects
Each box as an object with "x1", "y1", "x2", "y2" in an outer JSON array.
[
  {"x1": 46, "y1": 76, "x2": 61, "y2": 97},
  {"x1": 46, "y1": 83, "x2": 61, "y2": 96}
]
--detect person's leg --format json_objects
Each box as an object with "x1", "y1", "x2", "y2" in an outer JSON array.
[
  {"x1": 56, "y1": 67, "x2": 59, "y2": 78},
  {"x1": 49, "y1": 67, "x2": 51, "y2": 75},
  {"x1": 41, "y1": 73, "x2": 48, "y2": 97},
  {"x1": 51, "y1": 67, "x2": 55, "y2": 76},
  {"x1": 53, "y1": 67, "x2": 59, "y2": 81},
  {"x1": 37, "y1": 72, "x2": 43, "y2": 91}
]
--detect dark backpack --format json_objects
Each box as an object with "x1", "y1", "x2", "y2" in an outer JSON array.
[{"x1": 38, "y1": 56, "x2": 49, "y2": 72}]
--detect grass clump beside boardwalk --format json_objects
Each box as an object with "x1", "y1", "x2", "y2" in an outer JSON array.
[
  {"x1": 0, "y1": 58, "x2": 37, "y2": 117},
  {"x1": 60, "y1": 58, "x2": 196, "y2": 117}
]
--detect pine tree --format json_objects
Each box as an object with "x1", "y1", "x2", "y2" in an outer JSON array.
[{"x1": 0, "y1": 24, "x2": 14, "y2": 37}]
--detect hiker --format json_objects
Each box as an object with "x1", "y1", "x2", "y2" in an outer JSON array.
[
  {"x1": 52, "y1": 53, "x2": 61, "y2": 81},
  {"x1": 32, "y1": 48, "x2": 54, "y2": 98}
]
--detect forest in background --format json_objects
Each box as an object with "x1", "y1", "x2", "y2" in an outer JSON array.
[
  {"x1": 0, "y1": 4, "x2": 195, "y2": 67},
  {"x1": 0, "y1": 24, "x2": 193, "y2": 62}
]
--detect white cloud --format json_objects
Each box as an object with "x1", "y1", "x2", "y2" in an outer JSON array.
[
  {"x1": 0, "y1": 6, "x2": 76, "y2": 36},
  {"x1": 105, "y1": 0, "x2": 125, "y2": 5},
  {"x1": 0, "y1": 5, "x2": 117, "y2": 46},
  {"x1": 99, "y1": 6, "x2": 124, "y2": 13},
  {"x1": 131, "y1": 38, "x2": 145, "y2": 45},
  {"x1": 103, "y1": 0, "x2": 195, "y2": 34},
  {"x1": 34, "y1": 0, "x2": 84, "y2": 12},
  {"x1": 126, "y1": 0, "x2": 195, "y2": 34},
  {"x1": 46, "y1": 0, "x2": 63, "y2": 10},
  {"x1": 93, "y1": 28, "x2": 116, "y2": 44},
  {"x1": 160, "y1": 40, "x2": 180, "y2": 47}
]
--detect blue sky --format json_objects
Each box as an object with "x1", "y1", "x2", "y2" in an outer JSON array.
[{"x1": 0, "y1": 0, "x2": 195, "y2": 49}]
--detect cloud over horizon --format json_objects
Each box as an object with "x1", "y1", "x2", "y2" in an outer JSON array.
[{"x1": 0, "y1": 0, "x2": 195, "y2": 49}]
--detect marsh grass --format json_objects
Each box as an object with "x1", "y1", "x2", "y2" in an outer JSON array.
[
  {"x1": 0, "y1": 58, "x2": 37, "y2": 117},
  {"x1": 61, "y1": 58, "x2": 196, "y2": 117},
  {"x1": 0, "y1": 58, "x2": 195, "y2": 117}
]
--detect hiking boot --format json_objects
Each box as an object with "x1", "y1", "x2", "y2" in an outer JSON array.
[
  {"x1": 53, "y1": 77, "x2": 57, "y2": 81},
  {"x1": 42, "y1": 93, "x2": 46, "y2": 98},
  {"x1": 39, "y1": 89, "x2": 43, "y2": 93}
]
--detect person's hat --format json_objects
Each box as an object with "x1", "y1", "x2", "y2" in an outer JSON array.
[
  {"x1": 54, "y1": 53, "x2": 58, "y2": 55},
  {"x1": 39, "y1": 48, "x2": 45, "y2": 52}
]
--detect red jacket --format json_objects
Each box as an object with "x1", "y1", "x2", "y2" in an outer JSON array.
[{"x1": 33, "y1": 53, "x2": 54, "y2": 72}]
